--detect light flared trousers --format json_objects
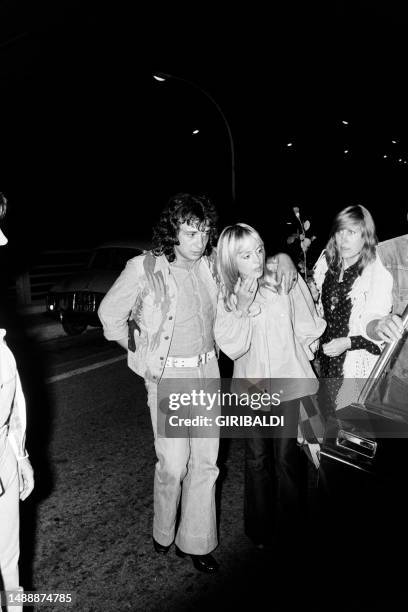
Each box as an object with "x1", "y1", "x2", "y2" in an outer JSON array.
[{"x1": 146, "y1": 358, "x2": 220, "y2": 555}]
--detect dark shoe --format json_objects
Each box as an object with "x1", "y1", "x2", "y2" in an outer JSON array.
[
  {"x1": 153, "y1": 537, "x2": 171, "y2": 554},
  {"x1": 175, "y1": 546, "x2": 219, "y2": 573}
]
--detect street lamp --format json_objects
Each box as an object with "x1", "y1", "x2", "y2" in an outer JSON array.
[{"x1": 153, "y1": 72, "x2": 236, "y2": 204}]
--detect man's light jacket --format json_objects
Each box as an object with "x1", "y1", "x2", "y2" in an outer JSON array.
[{"x1": 98, "y1": 250, "x2": 219, "y2": 383}]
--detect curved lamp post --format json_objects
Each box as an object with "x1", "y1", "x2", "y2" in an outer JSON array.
[{"x1": 153, "y1": 72, "x2": 236, "y2": 204}]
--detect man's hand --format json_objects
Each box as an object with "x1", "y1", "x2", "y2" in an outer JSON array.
[
  {"x1": 322, "y1": 337, "x2": 351, "y2": 357},
  {"x1": 367, "y1": 314, "x2": 405, "y2": 343},
  {"x1": 18, "y1": 457, "x2": 34, "y2": 501},
  {"x1": 234, "y1": 277, "x2": 258, "y2": 313},
  {"x1": 307, "y1": 278, "x2": 320, "y2": 302},
  {"x1": 263, "y1": 257, "x2": 282, "y2": 293},
  {"x1": 273, "y1": 253, "x2": 297, "y2": 294}
]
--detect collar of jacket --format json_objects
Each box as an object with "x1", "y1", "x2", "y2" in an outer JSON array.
[{"x1": 144, "y1": 249, "x2": 220, "y2": 284}]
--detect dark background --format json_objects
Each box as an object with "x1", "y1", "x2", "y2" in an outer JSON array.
[{"x1": 1, "y1": 1, "x2": 408, "y2": 272}]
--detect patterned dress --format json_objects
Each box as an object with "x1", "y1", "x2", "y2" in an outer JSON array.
[
  {"x1": 319, "y1": 262, "x2": 381, "y2": 379},
  {"x1": 318, "y1": 263, "x2": 381, "y2": 412}
]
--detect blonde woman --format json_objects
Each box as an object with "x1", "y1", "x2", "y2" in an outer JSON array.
[{"x1": 215, "y1": 223, "x2": 325, "y2": 549}]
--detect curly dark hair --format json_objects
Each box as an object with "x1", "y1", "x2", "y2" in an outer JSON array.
[
  {"x1": 152, "y1": 193, "x2": 219, "y2": 262},
  {"x1": 0, "y1": 192, "x2": 7, "y2": 220}
]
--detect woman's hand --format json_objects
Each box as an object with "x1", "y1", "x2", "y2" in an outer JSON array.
[
  {"x1": 234, "y1": 276, "x2": 258, "y2": 314},
  {"x1": 322, "y1": 337, "x2": 351, "y2": 357},
  {"x1": 18, "y1": 457, "x2": 35, "y2": 501}
]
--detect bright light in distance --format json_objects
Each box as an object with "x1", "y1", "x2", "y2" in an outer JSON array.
[
  {"x1": 286, "y1": 142, "x2": 293, "y2": 147},
  {"x1": 383, "y1": 154, "x2": 388, "y2": 158},
  {"x1": 192, "y1": 129, "x2": 200, "y2": 135},
  {"x1": 342, "y1": 120, "x2": 349, "y2": 125},
  {"x1": 392, "y1": 140, "x2": 397, "y2": 144},
  {"x1": 398, "y1": 158, "x2": 403, "y2": 162},
  {"x1": 153, "y1": 75, "x2": 166, "y2": 82},
  {"x1": 344, "y1": 149, "x2": 349, "y2": 154}
]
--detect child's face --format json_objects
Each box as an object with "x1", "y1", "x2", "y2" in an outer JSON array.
[{"x1": 236, "y1": 236, "x2": 264, "y2": 280}]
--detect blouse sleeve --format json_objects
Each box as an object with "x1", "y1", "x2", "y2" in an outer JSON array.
[
  {"x1": 312, "y1": 250, "x2": 328, "y2": 319},
  {"x1": 290, "y1": 276, "x2": 327, "y2": 359},
  {"x1": 214, "y1": 295, "x2": 257, "y2": 360}
]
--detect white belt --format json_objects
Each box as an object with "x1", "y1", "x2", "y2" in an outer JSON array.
[{"x1": 165, "y1": 349, "x2": 216, "y2": 368}]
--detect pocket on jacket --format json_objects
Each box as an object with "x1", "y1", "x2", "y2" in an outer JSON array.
[{"x1": 141, "y1": 294, "x2": 163, "y2": 329}]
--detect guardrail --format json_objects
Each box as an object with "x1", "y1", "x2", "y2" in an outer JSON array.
[{"x1": 9, "y1": 249, "x2": 92, "y2": 308}]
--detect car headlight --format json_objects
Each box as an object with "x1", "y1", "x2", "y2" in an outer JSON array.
[{"x1": 46, "y1": 294, "x2": 57, "y2": 311}]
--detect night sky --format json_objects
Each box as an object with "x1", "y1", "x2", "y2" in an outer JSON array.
[{"x1": 1, "y1": 1, "x2": 408, "y2": 272}]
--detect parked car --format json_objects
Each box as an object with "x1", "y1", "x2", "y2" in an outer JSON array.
[{"x1": 46, "y1": 240, "x2": 150, "y2": 335}]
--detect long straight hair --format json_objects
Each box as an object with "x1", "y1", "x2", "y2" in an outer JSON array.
[
  {"x1": 217, "y1": 223, "x2": 264, "y2": 310},
  {"x1": 325, "y1": 205, "x2": 377, "y2": 275}
]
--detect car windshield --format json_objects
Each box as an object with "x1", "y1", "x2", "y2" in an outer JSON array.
[{"x1": 89, "y1": 247, "x2": 143, "y2": 271}]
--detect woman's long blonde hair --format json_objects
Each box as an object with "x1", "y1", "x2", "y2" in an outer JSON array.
[
  {"x1": 325, "y1": 204, "x2": 377, "y2": 275},
  {"x1": 217, "y1": 223, "x2": 264, "y2": 311}
]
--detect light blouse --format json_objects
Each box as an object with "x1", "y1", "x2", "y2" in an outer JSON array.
[{"x1": 214, "y1": 276, "x2": 326, "y2": 402}]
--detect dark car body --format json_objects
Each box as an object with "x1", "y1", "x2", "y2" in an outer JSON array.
[
  {"x1": 313, "y1": 315, "x2": 408, "y2": 599},
  {"x1": 46, "y1": 241, "x2": 150, "y2": 335}
]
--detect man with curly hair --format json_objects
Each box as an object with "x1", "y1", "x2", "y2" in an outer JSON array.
[
  {"x1": 99, "y1": 193, "x2": 222, "y2": 572},
  {"x1": 98, "y1": 193, "x2": 297, "y2": 573}
]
